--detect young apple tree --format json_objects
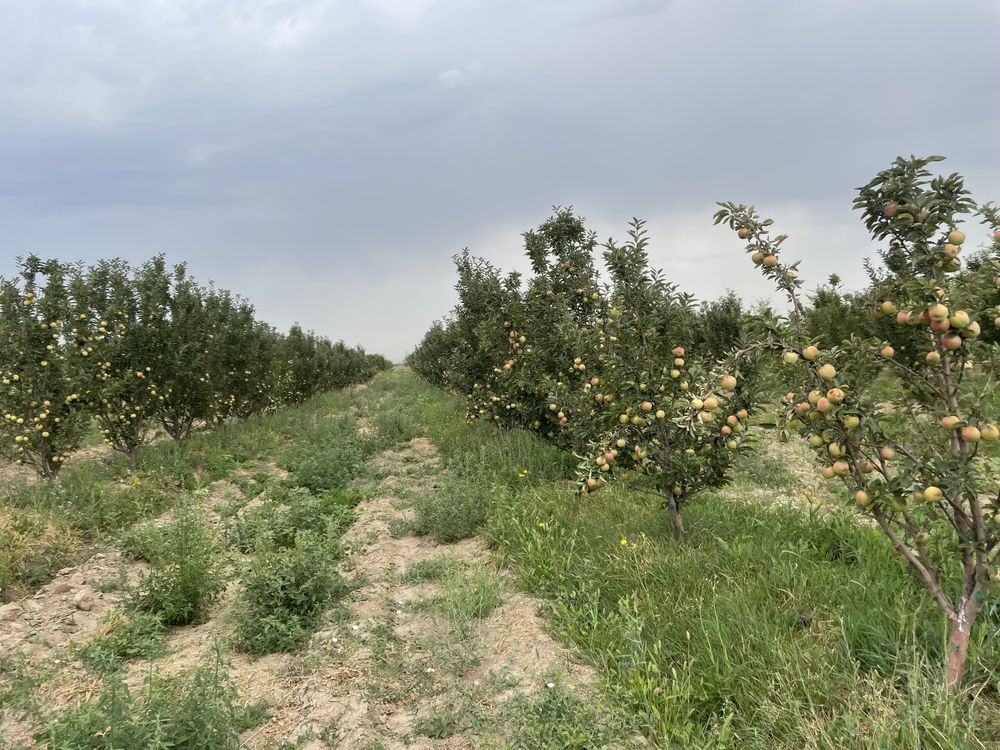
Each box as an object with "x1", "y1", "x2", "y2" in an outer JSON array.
[
  {"x1": 716, "y1": 155, "x2": 1000, "y2": 692},
  {"x1": 556, "y1": 220, "x2": 760, "y2": 542}
]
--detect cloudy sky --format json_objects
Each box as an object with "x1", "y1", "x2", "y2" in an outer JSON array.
[{"x1": 2, "y1": 1, "x2": 998, "y2": 360}]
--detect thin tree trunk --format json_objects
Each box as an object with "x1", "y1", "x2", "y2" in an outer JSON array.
[
  {"x1": 945, "y1": 594, "x2": 984, "y2": 694},
  {"x1": 667, "y1": 495, "x2": 685, "y2": 544},
  {"x1": 127, "y1": 446, "x2": 138, "y2": 471}
]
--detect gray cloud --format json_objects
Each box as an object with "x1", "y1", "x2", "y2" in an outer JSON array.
[{"x1": 1, "y1": 0, "x2": 998, "y2": 360}]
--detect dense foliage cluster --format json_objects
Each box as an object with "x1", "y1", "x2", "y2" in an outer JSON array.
[
  {"x1": 0, "y1": 254, "x2": 390, "y2": 476},
  {"x1": 409, "y1": 209, "x2": 763, "y2": 541}
]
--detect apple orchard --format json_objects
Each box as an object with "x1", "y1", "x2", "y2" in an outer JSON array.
[{"x1": 409, "y1": 155, "x2": 1000, "y2": 694}]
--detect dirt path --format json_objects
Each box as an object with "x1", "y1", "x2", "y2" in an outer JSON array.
[{"x1": 2, "y1": 434, "x2": 608, "y2": 749}]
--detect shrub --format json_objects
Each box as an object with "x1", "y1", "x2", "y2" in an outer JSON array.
[{"x1": 233, "y1": 532, "x2": 348, "y2": 654}]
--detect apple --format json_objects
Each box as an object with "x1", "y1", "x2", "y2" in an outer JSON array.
[
  {"x1": 965, "y1": 321, "x2": 981, "y2": 338},
  {"x1": 926, "y1": 351, "x2": 942, "y2": 364},
  {"x1": 737, "y1": 227, "x2": 750, "y2": 239},
  {"x1": 832, "y1": 460, "x2": 850, "y2": 476},
  {"x1": 691, "y1": 398, "x2": 704, "y2": 410},
  {"x1": 980, "y1": 424, "x2": 1000, "y2": 441},
  {"x1": 855, "y1": 490, "x2": 870, "y2": 507},
  {"x1": 619, "y1": 414, "x2": 630, "y2": 424},
  {"x1": 736, "y1": 409, "x2": 748, "y2": 420},
  {"x1": 751, "y1": 251, "x2": 764, "y2": 265},
  {"x1": 641, "y1": 401, "x2": 653, "y2": 412},
  {"x1": 883, "y1": 201, "x2": 898, "y2": 217},
  {"x1": 828, "y1": 443, "x2": 843, "y2": 457},
  {"x1": 655, "y1": 409, "x2": 666, "y2": 419},
  {"x1": 698, "y1": 410, "x2": 713, "y2": 423},
  {"x1": 940, "y1": 415, "x2": 961, "y2": 429},
  {"x1": 962, "y1": 425, "x2": 981, "y2": 443},
  {"x1": 895, "y1": 311, "x2": 912, "y2": 325},
  {"x1": 928, "y1": 303, "x2": 949, "y2": 321},
  {"x1": 881, "y1": 300, "x2": 897, "y2": 315},
  {"x1": 943, "y1": 243, "x2": 960, "y2": 259},
  {"x1": 549, "y1": 403, "x2": 559, "y2": 412},
  {"x1": 994, "y1": 229, "x2": 1000, "y2": 242},
  {"x1": 930, "y1": 318, "x2": 951, "y2": 333},
  {"x1": 794, "y1": 402, "x2": 810, "y2": 417},
  {"x1": 915, "y1": 532, "x2": 931, "y2": 545},
  {"x1": 721, "y1": 425, "x2": 732, "y2": 435},
  {"x1": 880, "y1": 344, "x2": 895, "y2": 358},
  {"x1": 808, "y1": 434, "x2": 825, "y2": 447},
  {"x1": 679, "y1": 381, "x2": 689, "y2": 391},
  {"x1": 782, "y1": 351, "x2": 800, "y2": 365},
  {"x1": 703, "y1": 396, "x2": 720, "y2": 411},
  {"x1": 843, "y1": 415, "x2": 860, "y2": 430},
  {"x1": 816, "y1": 397, "x2": 833, "y2": 414},
  {"x1": 726, "y1": 439, "x2": 738, "y2": 449},
  {"x1": 923, "y1": 486, "x2": 943, "y2": 502},
  {"x1": 763, "y1": 255, "x2": 778, "y2": 268},
  {"x1": 941, "y1": 334, "x2": 962, "y2": 351},
  {"x1": 670, "y1": 369, "x2": 681, "y2": 379},
  {"x1": 720, "y1": 374, "x2": 737, "y2": 390},
  {"x1": 879, "y1": 446, "x2": 895, "y2": 460},
  {"x1": 672, "y1": 347, "x2": 685, "y2": 356},
  {"x1": 585, "y1": 478, "x2": 602, "y2": 492},
  {"x1": 859, "y1": 460, "x2": 874, "y2": 473},
  {"x1": 674, "y1": 357, "x2": 685, "y2": 367},
  {"x1": 616, "y1": 438, "x2": 627, "y2": 448},
  {"x1": 802, "y1": 345, "x2": 820, "y2": 361},
  {"x1": 631, "y1": 416, "x2": 645, "y2": 426},
  {"x1": 817, "y1": 363, "x2": 837, "y2": 381},
  {"x1": 827, "y1": 388, "x2": 845, "y2": 404},
  {"x1": 820, "y1": 465, "x2": 835, "y2": 479},
  {"x1": 947, "y1": 229, "x2": 965, "y2": 245},
  {"x1": 808, "y1": 390, "x2": 821, "y2": 405}
]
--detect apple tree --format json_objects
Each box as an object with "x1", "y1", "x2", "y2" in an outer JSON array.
[{"x1": 716, "y1": 155, "x2": 1000, "y2": 692}]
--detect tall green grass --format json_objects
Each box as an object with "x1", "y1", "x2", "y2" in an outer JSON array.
[{"x1": 380, "y1": 367, "x2": 1000, "y2": 749}]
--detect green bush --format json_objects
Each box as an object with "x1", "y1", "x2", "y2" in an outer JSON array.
[
  {"x1": 225, "y1": 487, "x2": 356, "y2": 554},
  {"x1": 233, "y1": 532, "x2": 348, "y2": 654},
  {"x1": 37, "y1": 651, "x2": 264, "y2": 749},
  {"x1": 283, "y1": 418, "x2": 367, "y2": 492},
  {"x1": 128, "y1": 510, "x2": 224, "y2": 626},
  {"x1": 75, "y1": 611, "x2": 167, "y2": 673}
]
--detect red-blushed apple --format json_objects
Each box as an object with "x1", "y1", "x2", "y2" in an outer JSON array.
[
  {"x1": 736, "y1": 408, "x2": 749, "y2": 420},
  {"x1": 672, "y1": 346, "x2": 685, "y2": 356},
  {"x1": 879, "y1": 446, "x2": 896, "y2": 460},
  {"x1": 827, "y1": 387, "x2": 845, "y2": 404},
  {"x1": 737, "y1": 227, "x2": 750, "y2": 239},
  {"x1": 962, "y1": 425, "x2": 981, "y2": 443},
  {"x1": 947, "y1": 229, "x2": 965, "y2": 245},
  {"x1": 640, "y1": 401, "x2": 653, "y2": 412},
  {"x1": 896, "y1": 311, "x2": 912, "y2": 325},
  {"x1": 816, "y1": 397, "x2": 833, "y2": 414},
  {"x1": 832, "y1": 460, "x2": 850, "y2": 476},
  {"x1": 802, "y1": 345, "x2": 820, "y2": 361},
  {"x1": 941, "y1": 334, "x2": 962, "y2": 351},
  {"x1": 930, "y1": 318, "x2": 951, "y2": 333},
  {"x1": 820, "y1": 465, "x2": 835, "y2": 479},
  {"x1": 703, "y1": 396, "x2": 720, "y2": 410},
  {"x1": 721, "y1": 425, "x2": 732, "y2": 435},
  {"x1": 883, "y1": 201, "x2": 898, "y2": 217},
  {"x1": 763, "y1": 255, "x2": 778, "y2": 268},
  {"x1": 929, "y1": 303, "x2": 949, "y2": 321},
  {"x1": 817, "y1": 363, "x2": 837, "y2": 380},
  {"x1": 720, "y1": 374, "x2": 737, "y2": 390},
  {"x1": 880, "y1": 344, "x2": 895, "y2": 358}
]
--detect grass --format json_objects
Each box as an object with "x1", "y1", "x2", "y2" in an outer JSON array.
[
  {"x1": 372, "y1": 367, "x2": 1000, "y2": 749},
  {"x1": 36, "y1": 649, "x2": 266, "y2": 750},
  {"x1": 0, "y1": 387, "x2": 366, "y2": 601}
]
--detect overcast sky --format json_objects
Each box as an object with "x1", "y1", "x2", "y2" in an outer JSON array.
[{"x1": 2, "y1": 1, "x2": 998, "y2": 360}]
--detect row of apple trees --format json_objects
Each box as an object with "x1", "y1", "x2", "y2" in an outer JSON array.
[
  {"x1": 1, "y1": 255, "x2": 390, "y2": 478},
  {"x1": 409, "y1": 156, "x2": 1000, "y2": 693}
]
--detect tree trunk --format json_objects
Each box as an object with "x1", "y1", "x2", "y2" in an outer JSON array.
[
  {"x1": 945, "y1": 595, "x2": 984, "y2": 694},
  {"x1": 667, "y1": 496, "x2": 685, "y2": 544},
  {"x1": 127, "y1": 446, "x2": 139, "y2": 471}
]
